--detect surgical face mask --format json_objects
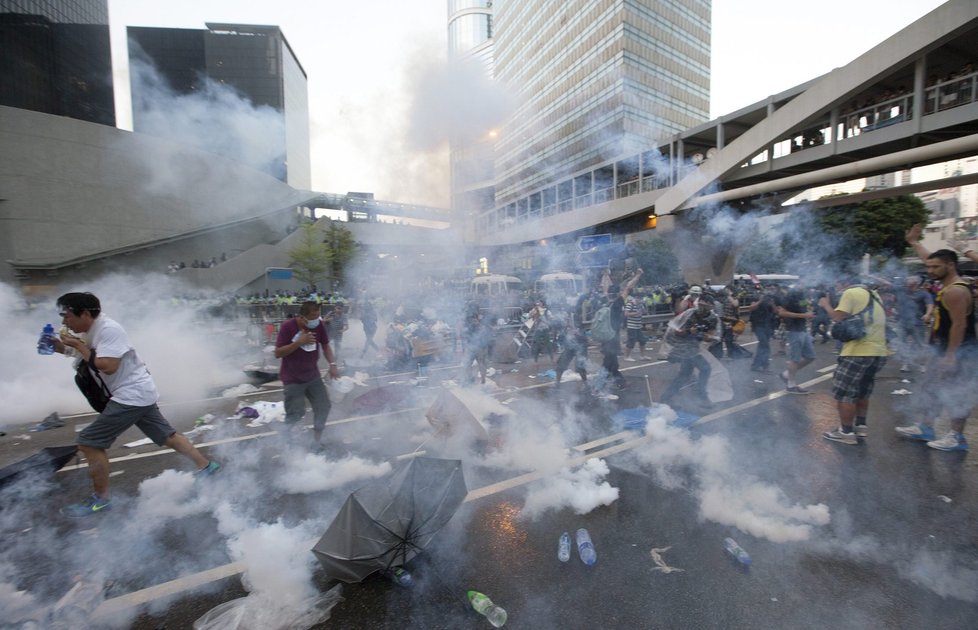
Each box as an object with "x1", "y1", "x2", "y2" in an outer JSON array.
[{"x1": 304, "y1": 317, "x2": 321, "y2": 329}]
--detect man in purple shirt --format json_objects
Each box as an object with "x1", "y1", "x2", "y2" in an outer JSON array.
[{"x1": 275, "y1": 301, "x2": 339, "y2": 447}]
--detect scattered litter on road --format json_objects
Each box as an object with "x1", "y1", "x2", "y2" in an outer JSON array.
[
  {"x1": 649, "y1": 546, "x2": 684, "y2": 573},
  {"x1": 753, "y1": 379, "x2": 764, "y2": 383},
  {"x1": 937, "y1": 495, "x2": 952, "y2": 503},
  {"x1": 901, "y1": 379, "x2": 911, "y2": 384},
  {"x1": 891, "y1": 389, "x2": 912, "y2": 395},
  {"x1": 29, "y1": 412, "x2": 65, "y2": 432}
]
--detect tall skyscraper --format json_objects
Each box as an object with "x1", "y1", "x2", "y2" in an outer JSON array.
[
  {"x1": 448, "y1": 1, "x2": 496, "y2": 237},
  {"x1": 0, "y1": 0, "x2": 115, "y2": 125},
  {"x1": 455, "y1": 0, "x2": 711, "y2": 214},
  {"x1": 128, "y1": 23, "x2": 311, "y2": 189}
]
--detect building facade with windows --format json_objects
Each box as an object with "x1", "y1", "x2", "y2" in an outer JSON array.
[
  {"x1": 490, "y1": 0, "x2": 711, "y2": 208},
  {"x1": 448, "y1": 0, "x2": 496, "y2": 238},
  {"x1": 0, "y1": 0, "x2": 115, "y2": 125},
  {"x1": 128, "y1": 23, "x2": 310, "y2": 189}
]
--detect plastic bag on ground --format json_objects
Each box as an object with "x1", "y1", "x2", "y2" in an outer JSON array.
[{"x1": 193, "y1": 585, "x2": 343, "y2": 630}]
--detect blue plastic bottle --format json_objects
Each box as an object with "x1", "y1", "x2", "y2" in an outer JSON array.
[
  {"x1": 37, "y1": 324, "x2": 56, "y2": 355},
  {"x1": 576, "y1": 528, "x2": 597, "y2": 565},
  {"x1": 724, "y1": 537, "x2": 752, "y2": 568}
]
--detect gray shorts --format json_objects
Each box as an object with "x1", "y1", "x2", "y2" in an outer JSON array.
[{"x1": 77, "y1": 400, "x2": 176, "y2": 449}]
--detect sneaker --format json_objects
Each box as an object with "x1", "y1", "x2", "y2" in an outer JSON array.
[
  {"x1": 823, "y1": 428, "x2": 858, "y2": 445},
  {"x1": 61, "y1": 494, "x2": 111, "y2": 517},
  {"x1": 854, "y1": 424, "x2": 869, "y2": 437},
  {"x1": 195, "y1": 460, "x2": 222, "y2": 478},
  {"x1": 786, "y1": 386, "x2": 811, "y2": 395},
  {"x1": 927, "y1": 432, "x2": 969, "y2": 452},
  {"x1": 895, "y1": 423, "x2": 935, "y2": 442}
]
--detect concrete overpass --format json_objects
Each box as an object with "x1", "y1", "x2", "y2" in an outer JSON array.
[{"x1": 474, "y1": 0, "x2": 978, "y2": 247}]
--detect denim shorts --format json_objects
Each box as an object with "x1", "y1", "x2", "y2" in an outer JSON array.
[{"x1": 786, "y1": 330, "x2": 816, "y2": 362}]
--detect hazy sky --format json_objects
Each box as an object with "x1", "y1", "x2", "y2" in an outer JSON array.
[{"x1": 108, "y1": 0, "x2": 948, "y2": 207}]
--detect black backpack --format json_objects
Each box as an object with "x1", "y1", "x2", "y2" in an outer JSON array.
[{"x1": 74, "y1": 350, "x2": 111, "y2": 412}]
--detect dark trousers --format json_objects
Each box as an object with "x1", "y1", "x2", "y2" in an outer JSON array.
[
  {"x1": 601, "y1": 336, "x2": 625, "y2": 385},
  {"x1": 661, "y1": 354, "x2": 711, "y2": 402},
  {"x1": 556, "y1": 333, "x2": 588, "y2": 382},
  {"x1": 752, "y1": 326, "x2": 772, "y2": 369}
]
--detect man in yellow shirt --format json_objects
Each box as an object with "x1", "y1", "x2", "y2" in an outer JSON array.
[{"x1": 818, "y1": 278, "x2": 888, "y2": 444}]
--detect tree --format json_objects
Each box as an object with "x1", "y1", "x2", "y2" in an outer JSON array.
[
  {"x1": 779, "y1": 195, "x2": 929, "y2": 273},
  {"x1": 817, "y1": 195, "x2": 930, "y2": 258},
  {"x1": 322, "y1": 221, "x2": 358, "y2": 288},
  {"x1": 628, "y1": 237, "x2": 681, "y2": 285},
  {"x1": 287, "y1": 223, "x2": 332, "y2": 287}
]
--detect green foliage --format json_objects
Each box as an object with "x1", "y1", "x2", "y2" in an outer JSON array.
[
  {"x1": 629, "y1": 237, "x2": 681, "y2": 285},
  {"x1": 779, "y1": 195, "x2": 929, "y2": 272},
  {"x1": 287, "y1": 223, "x2": 332, "y2": 287},
  {"x1": 322, "y1": 221, "x2": 359, "y2": 285},
  {"x1": 817, "y1": 195, "x2": 929, "y2": 258}
]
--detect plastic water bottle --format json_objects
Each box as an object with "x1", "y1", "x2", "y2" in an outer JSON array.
[
  {"x1": 576, "y1": 528, "x2": 597, "y2": 566},
  {"x1": 467, "y1": 591, "x2": 507, "y2": 627},
  {"x1": 37, "y1": 323, "x2": 56, "y2": 355},
  {"x1": 558, "y1": 532, "x2": 571, "y2": 562},
  {"x1": 724, "y1": 537, "x2": 752, "y2": 568},
  {"x1": 382, "y1": 567, "x2": 413, "y2": 587}
]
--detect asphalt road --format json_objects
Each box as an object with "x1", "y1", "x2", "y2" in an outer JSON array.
[{"x1": 2, "y1": 334, "x2": 977, "y2": 629}]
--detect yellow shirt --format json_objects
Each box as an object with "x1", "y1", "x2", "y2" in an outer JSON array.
[{"x1": 837, "y1": 287, "x2": 888, "y2": 357}]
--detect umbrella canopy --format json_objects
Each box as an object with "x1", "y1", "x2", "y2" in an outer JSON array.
[
  {"x1": 0, "y1": 445, "x2": 78, "y2": 490},
  {"x1": 350, "y1": 383, "x2": 414, "y2": 415},
  {"x1": 312, "y1": 457, "x2": 467, "y2": 583},
  {"x1": 424, "y1": 387, "x2": 512, "y2": 441}
]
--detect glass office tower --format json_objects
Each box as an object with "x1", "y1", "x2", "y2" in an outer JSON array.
[
  {"x1": 491, "y1": 0, "x2": 710, "y2": 206},
  {"x1": 0, "y1": 0, "x2": 115, "y2": 125},
  {"x1": 448, "y1": 0, "x2": 496, "y2": 235},
  {"x1": 128, "y1": 23, "x2": 310, "y2": 188}
]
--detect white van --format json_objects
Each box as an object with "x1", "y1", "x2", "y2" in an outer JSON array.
[
  {"x1": 470, "y1": 274, "x2": 523, "y2": 298},
  {"x1": 534, "y1": 272, "x2": 585, "y2": 296}
]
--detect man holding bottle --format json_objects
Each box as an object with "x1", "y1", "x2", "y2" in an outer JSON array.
[{"x1": 51, "y1": 292, "x2": 220, "y2": 517}]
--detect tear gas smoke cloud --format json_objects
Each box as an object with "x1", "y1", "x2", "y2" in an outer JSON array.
[
  {"x1": 632, "y1": 412, "x2": 831, "y2": 543},
  {"x1": 520, "y1": 457, "x2": 619, "y2": 519},
  {"x1": 129, "y1": 46, "x2": 287, "y2": 179},
  {"x1": 1, "y1": 273, "x2": 249, "y2": 428},
  {"x1": 274, "y1": 454, "x2": 392, "y2": 494}
]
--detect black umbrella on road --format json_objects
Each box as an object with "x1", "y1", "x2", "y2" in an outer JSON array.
[
  {"x1": 312, "y1": 457, "x2": 467, "y2": 583},
  {"x1": 0, "y1": 445, "x2": 78, "y2": 490}
]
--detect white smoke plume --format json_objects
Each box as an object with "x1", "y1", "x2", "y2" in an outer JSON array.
[
  {"x1": 632, "y1": 412, "x2": 831, "y2": 543},
  {"x1": 519, "y1": 457, "x2": 619, "y2": 519}
]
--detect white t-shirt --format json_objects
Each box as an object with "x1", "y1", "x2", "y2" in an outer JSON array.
[{"x1": 80, "y1": 315, "x2": 159, "y2": 406}]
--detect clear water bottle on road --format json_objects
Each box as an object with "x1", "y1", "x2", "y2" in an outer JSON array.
[
  {"x1": 37, "y1": 323, "x2": 56, "y2": 355},
  {"x1": 576, "y1": 528, "x2": 597, "y2": 565},
  {"x1": 558, "y1": 531, "x2": 571, "y2": 562},
  {"x1": 723, "y1": 537, "x2": 752, "y2": 568},
  {"x1": 467, "y1": 590, "x2": 507, "y2": 627}
]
